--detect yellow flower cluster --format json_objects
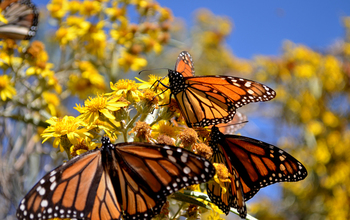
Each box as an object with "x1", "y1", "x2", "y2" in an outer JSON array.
[
  {"x1": 0, "y1": 39, "x2": 62, "y2": 129},
  {"x1": 47, "y1": 0, "x2": 172, "y2": 74},
  {"x1": 248, "y1": 18, "x2": 350, "y2": 219},
  {"x1": 40, "y1": 76, "x2": 179, "y2": 157}
]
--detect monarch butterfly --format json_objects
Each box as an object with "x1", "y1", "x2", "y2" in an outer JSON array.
[
  {"x1": 207, "y1": 126, "x2": 308, "y2": 218},
  {"x1": 16, "y1": 137, "x2": 216, "y2": 220},
  {"x1": 162, "y1": 51, "x2": 276, "y2": 128},
  {"x1": 0, "y1": 0, "x2": 39, "y2": 40}
]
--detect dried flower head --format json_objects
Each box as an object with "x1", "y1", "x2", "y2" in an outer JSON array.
[
  {"x1": 179, "y1": 128, "x2": 198, "y2": 147},
  {"x1": 129, "y1": 121, "x2": 151, "y2": 142},
  {"x1": 157, "y1": 134, "x2": 175, "y2": 146},
  {"x1": 193, "y1": 143, "x2": 213, "y2": 160}
]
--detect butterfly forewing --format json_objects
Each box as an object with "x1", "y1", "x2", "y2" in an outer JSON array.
[
  {"x1": 175, "y1": 51, "x2": 195, "y2": 77},
  {"x1": 186, "y1": 76, "x2": 276, "y2": 108},
  {"x1": 0, "y1": 0, "x2": 39, "y2": 40},
  {"x1": 16, "y1": 149, "x2": 107, "y2": 220},
  {"x1": 223, "y1": 135, "x2": 308, "y2": 189},
  {"x1": 112, "y1": 142, "x2": 216, "y2": 220},
  {"x1": 208, "y1": 126, "x2": 307, "y2": 218},
  {"x1": 171, "y1": 73, "x2": 237, "y2": 127}
]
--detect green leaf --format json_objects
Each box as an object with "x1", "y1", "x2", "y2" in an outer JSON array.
[{"x1": 171, "y1": 192, "x2": 212, "y2": 210}]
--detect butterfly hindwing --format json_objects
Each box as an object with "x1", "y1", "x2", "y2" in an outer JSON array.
[
  {"x1": 208, "y1": 137, "x2": 247, "y2": 217},
  {"x1": 110, "y1": 141, "x2": 216, "y2": 219},
  {"x1": 0, "y1": 0, "x2": 39, "y2": 40}
]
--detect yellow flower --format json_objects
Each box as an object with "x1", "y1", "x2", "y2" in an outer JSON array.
[
  {"x1": 0, "y1": 53, "x2": 23, "y2": 70},
  {"x1": 136, "y1": 75, "x2": 170, "y2": 104},
  {"x1": 158, "y1": 7, "x2": 172, "y2": 22},
  {"x1": 80, "y1": 0, "x2": 102, "y2": 16},
  {"x1": 41, "y1": 116, "x2": 89, "y2": 154},
  {"x1": 26, "y1": 63, "x2": 55, "y2": 78},
  {"x1": 87, "y1": 119, "x2": 120, "y2": 140},
  {"x1": 68, "y1": 61, "x2": 106, "y2": 99},
  {"x1": 322, "y1": 111, "x2": 339, "y2": 128},
  {"x1": 70, "y1": 137, "x2": 100, "y2": 157},
  {"x1": 118, "y1": 51, "x2": 147, "y2": 72},
  {"x1": 201, "y1": 208, "x2": 225, "y2": 220},
  {"x1": 110, "y1": 19, "x2": 135, "y2": 44},
  {"x1": 56, "y1": 27, "x2": 77, "y2": 45},
  {"x1": 66, "y1": 16, "x2": 91, "y2": 37},
  {"x1": 75, "y1": 94, "x2": 129, "y2": 124},
  {"x1": 26, "y1": 41, "x2": 46, "y2": 59},
  {"x1": 294, "y1": 63, "x2": 315, "y2": 78},
  {"x1": 47, "y1": 75, "x2": 62, "y2": 94},
  {"x1": 105, "y1": 6, "x2": 126, "y2": 21},
  {"x1": 109, "y1": 79, "x2": 143, "y2": 102},
  {"x1": 306, "y1": 120, "x2": 323, "y2": 136},
  {"x1": 136, "y1": 74, "x2": 169, "y2": 90},
  {"x1": 141, "y1": 36, "x2": 163, "y2": 53},
  {"x1": 0, "y1": 75, "x2": 16, "y2": 101},
  {"x1": 84, "y1": 21, "x2": 106, "y2": 58},
  {"x1": 212, "y1": 163, "x2": 231, "y2": 194},
  {"x1": 70, "y1": 138, "x2": 90, "y2": 157},
  {"x1": 42, "y1": 92, "x2": 60, "y2": 116},
  {"x1": 68, "y1": 0, "x2": 81, "y2": 14},
  {"x1": 151, "y1": 121, "x2": 180, "y2": 139},
  {"x1": 0, "y1": 9, "x2": 8, "y2": 24},
  {"x1": 47, "y1": 0, "x2": 69, "y2": 19}
]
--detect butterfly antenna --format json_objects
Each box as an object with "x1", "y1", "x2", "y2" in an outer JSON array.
[
  {"x1": 216, "y1": 120, "x2": 249, "y2": 128},
  {"x1": 138, "y1": 68, "x2": 169, "y2": 74}
]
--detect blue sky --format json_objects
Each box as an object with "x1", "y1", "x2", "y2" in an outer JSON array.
[
  {"x1": 35, "y1": 0, "x2": 350, "y2": 58},
  {"x1": 157, "y1": 0, "x2": 350, "y2": 58}
]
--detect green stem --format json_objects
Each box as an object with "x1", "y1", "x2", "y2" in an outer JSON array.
[
  {"x1": 126, "y1": 111, "x2": 141, "y2": 130},
  {"x1": 0, "y1": 113, "x2": 49, "y2": 127},
  {"x1": 171, "y1": 202, "x2": 185, "y2": 220},
  {"x1": 150, "y1": 116, "x2": 162, "y2": 127},
  {"x1": 120, "y1": 121, "x2": 128, "y2": 142}
]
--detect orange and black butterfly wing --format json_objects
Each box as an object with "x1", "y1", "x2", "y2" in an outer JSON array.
[
  {"x1": 222, "y1": 134, "x2": 308, "y2": 192},
  {"x1": 169, "y1": 73, "x2": 275, "y2": 127},
  {"x1": 110, "y1": 141, "x2": 216, "y2": 220},
  {"x1": 170, "y1": 72, "x2": 236, "y2": 127},
  {"x1": 209, "y1": 126, "x2": 307, "y2": 217},
  {"x1": 16, "y1": 148, "x2": 122, "y2": 220},
  {"x1": 208, "y1": 139, "x2": 247, "y2": 218},
  {"x1": 185, "y1": 75, "x2": 276, "y2": 109},
  {"x1": 0, "y1": 0, "x2": 39, "y2": 40},
  {"x1": 174, "y1": 51, "x2": 195, "y2": 77}
]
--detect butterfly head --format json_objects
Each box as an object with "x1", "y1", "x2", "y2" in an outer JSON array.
[{"x1": 101, "y1": 136, "x2": 114, "y2": 150}]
